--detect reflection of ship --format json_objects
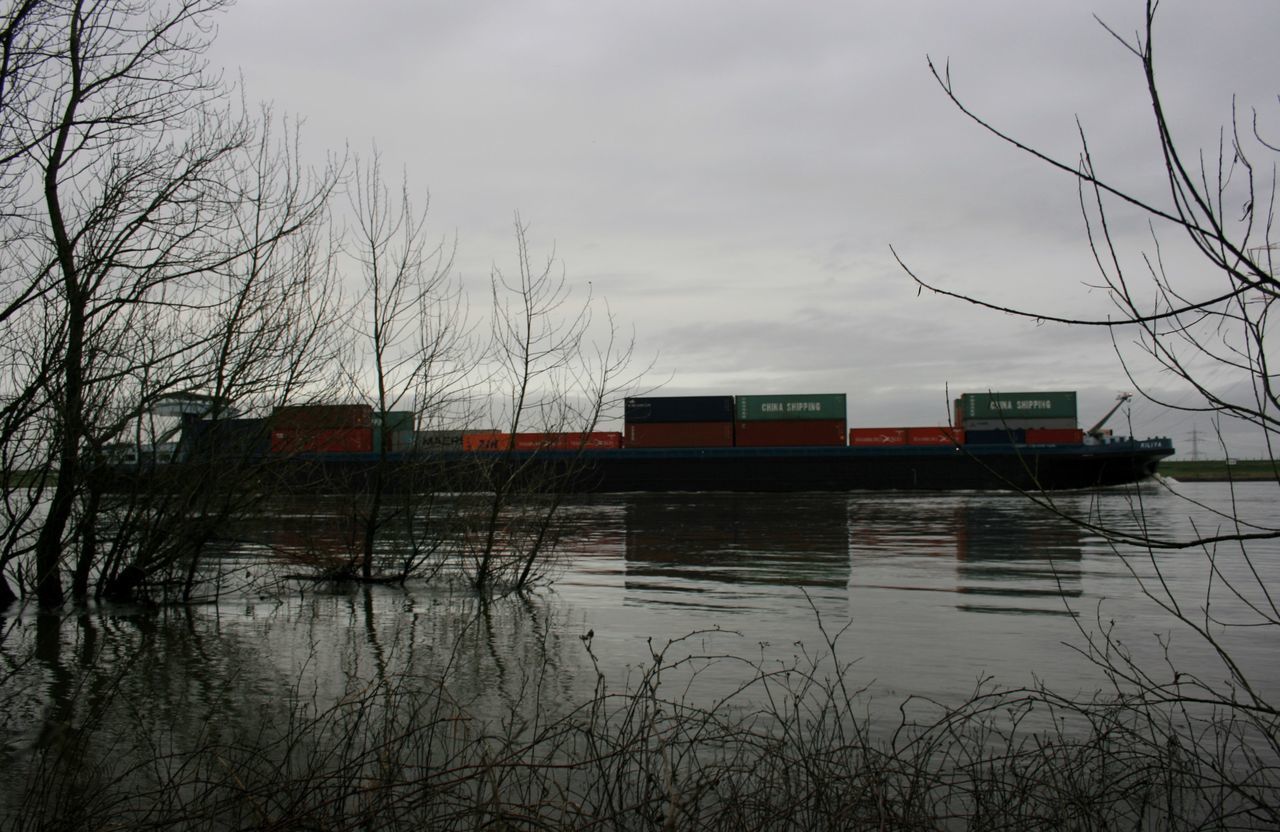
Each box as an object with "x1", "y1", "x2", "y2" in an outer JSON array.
[
  {"x1": 847, "y1": 496, "x2": 1086, "y2": 616},
  {"x1": 622, "y1": 494, "x2": 851, "y2": 590},
  {"x1": 952, "y1": 504, "x2": 1084, "y2": 615}
]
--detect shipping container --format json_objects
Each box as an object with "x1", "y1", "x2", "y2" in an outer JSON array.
[
  {"x1": 462, "y1": 432, "x2": 623, "y2": 452},
  {"x1": 462, "y1": 432, "x2": 503, "y2": 452},
  {"x1": 734, "y1": 419, "x2": 847, "y2": 447},
  {"x1": 1025, "y1": 427, "x2": 1085, "y2": 445},
  {"x1": 625, "y1": 395, "x2": 735, "y2": 423},
  {"x1": 178, "y1": 417, "x2": 270, "y2": 462},
  {"x1": 554, "y1": 432, "x2": 623, "y2": 450},
  {"x1": 625, "y1": 421, "x2": 735, "y2": 448},
  {"x1": 271, "y1": 427, "x2": 373, "y2": 454},
  {"x1": 905, "y1": 427, "x2": 964, "y2": 446},
  {"x1": 414, "y1": 430, "x2": 468, "y2": 450},
  {"x1": 964, "y1": 428, "x2": 1027, "y2": 445},
  {"x1": 373, "y1": 410, "x2": 415, "y2": 431},
  {"x1": 961, "y1": 417, "x2": 1079, "y2": 431},
  {"x1": 372, "y1": 410, "x2": 415, "y2": 453},
  {"x1": 735, "y1": 394, "x2": 847, "y2": 422},
  {"x1": 849, "y1": 427, "x2": 907, "y2": 446},
  {"x1": 373, "y1": 410, "x2": 414, "y2": 432},
  {"x1": 272, "y1": 403, "x2": 373, "y2": 429},
  {"x1": 960, "y1": 392, "x2": 1076, "y2": 421}
]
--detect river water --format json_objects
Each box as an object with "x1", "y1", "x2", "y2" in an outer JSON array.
[
  {"x1": 552, "y1": 480, "x2": 1279, "y2": 707},
  {"x1": 1, "y1": 479, "x2": 1277, "y2": 818}
]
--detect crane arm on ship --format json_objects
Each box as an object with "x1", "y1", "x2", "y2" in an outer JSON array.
[{"x1": 1087, "y1": 392, "x2": 1132, "y2": 438}]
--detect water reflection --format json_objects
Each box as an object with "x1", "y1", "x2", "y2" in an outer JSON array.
[
  {"x1": 624, "y1": 493, "x2": 848, "y2": 575},
  {"x1": 844, "y1": 494, "x2": 1084, "y2": 616},
  {"x1": 952, "y1": 503, "x2": 1083, "y2": 615},
  {"x1": 578, "y1": 493, "x2": 1088, "y2": 618},
  {"x1": 5, "y1": 483, "x2": 1278, "y2": 819}
]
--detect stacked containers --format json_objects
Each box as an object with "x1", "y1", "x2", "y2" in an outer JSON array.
[
  {"x1": 960, "y1": 392, "x2": 1082, "y2": 445},
  {"x1": 624, "y1": 396, "x2": 735, "y2": 448},
  {"x1": 734, "y1": 394, "x2": 846, "y2": 447},
  {"x1": 270, "y1": 404, "x2": 374, "y2": 454}
]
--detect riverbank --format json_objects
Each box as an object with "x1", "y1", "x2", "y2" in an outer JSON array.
[{"x1": 1159, "y1": 459, "x2": 1277, "y2": 482}]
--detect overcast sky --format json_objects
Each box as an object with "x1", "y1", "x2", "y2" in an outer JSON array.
[{"x1": 208, "y1": 1, "x2": 1280, "y2": 457}]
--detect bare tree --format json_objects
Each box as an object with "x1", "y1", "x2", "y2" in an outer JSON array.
[
  {"x1": 463, "y1": 216, "x2": 637, "y2": 594},
  {"x1": 77, "y1": 115, "x2": 345, "y2": 605},
  {"x1": 897, "y1": 3, "x2": 1278, "y2": 472},
  {"x1": 341, "y1": 150, "x2": 469, "y2": 583},
  {"x1": 0, "y1": 0, "x2": 339, "y2": 608},
  {"x1": 897, "y1": 1, "x2": 1279, "y2": 820}
]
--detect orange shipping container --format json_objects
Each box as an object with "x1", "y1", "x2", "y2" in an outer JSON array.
[
  {"x1": 849, "y1": 428, "x2": 907, "y2": 446},
  {"x1": 462, "y1": 432, "x2": 622, "y2": 451},
  {"x1": 905, "y1": 427, "x2": 964, "y2": 446},
  {"x1": 555, "y1": 432, "x2": 623, "y2": 450},
  {"x1": 462, "y1": 432, "x2": 503, "y2": 451}
]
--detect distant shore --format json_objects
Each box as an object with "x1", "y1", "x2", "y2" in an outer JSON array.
[{"x1": 1159, "y1": 460, "x2": 1277, "y2": 482}]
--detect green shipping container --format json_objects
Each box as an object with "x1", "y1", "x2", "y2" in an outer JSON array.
[
  {"x1": 736, "y1": 393, "x2": 847, "y2": 422},
  {"x1": 373, "y1": 411, "x2": 416, "y2": 452},
  {"x1": 373, "y1": 411, "x2": 415, "y2": 432},
  {"x1": 961, "y1": 392, "x2": 1076, "y2": 421}
]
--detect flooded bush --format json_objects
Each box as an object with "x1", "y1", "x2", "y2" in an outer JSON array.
[{"x1": 2, "y1": 599, "x2": 1275, "y2": 831}]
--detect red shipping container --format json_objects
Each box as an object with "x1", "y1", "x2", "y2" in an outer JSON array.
[
  {"x1": 849, "y1": 428, "x2": 907, "y2": 446},
  {"x1": 271, "y1": 427, "x2": 373, "y2": 454},
  {"x1": 905, "y1": 427, "x2": 964, "y2": 446},
  {"x1": 625, "y1": 422, "x2": 735, "y2": 448},
  {"x1": 1025, "y1": 427, "x2": 1084, "y2": 445},
  {"x1": 550, "y1": 432, "x2": 622, "y2": 450},
  {"x1": 462, "y1": 432, "x2": 503, "y2": 451},
  {"x1": 463, "y1": 432, "x2": 624, "y2": 451},
  {"x1": 734, "y1": 419, "x2": 846, "y2": 447},
  {"x1": 272, "y1": 404, "x2": 373, "y2": 429}
]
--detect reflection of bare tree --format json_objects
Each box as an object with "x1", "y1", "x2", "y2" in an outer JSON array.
[{"x1": 0, "y1": 587, "x2": 589, "y2": 826}]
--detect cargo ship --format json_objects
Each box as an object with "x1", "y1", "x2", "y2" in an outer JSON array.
[{"x1": 130, "y1": 390, "x2": 1174, "y2": 493}]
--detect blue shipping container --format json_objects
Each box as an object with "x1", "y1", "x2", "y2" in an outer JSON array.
[
  {"x1": 178, "y1": 417, "x2": 270, "y2": 461},
  {"x1": 625, "y1": 396, "x2": 735, "y2": 423}
]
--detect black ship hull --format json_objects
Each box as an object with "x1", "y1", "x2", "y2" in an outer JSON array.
[{"x1": 160, "y1": 437, "x2": 1172, "y2": 494}]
